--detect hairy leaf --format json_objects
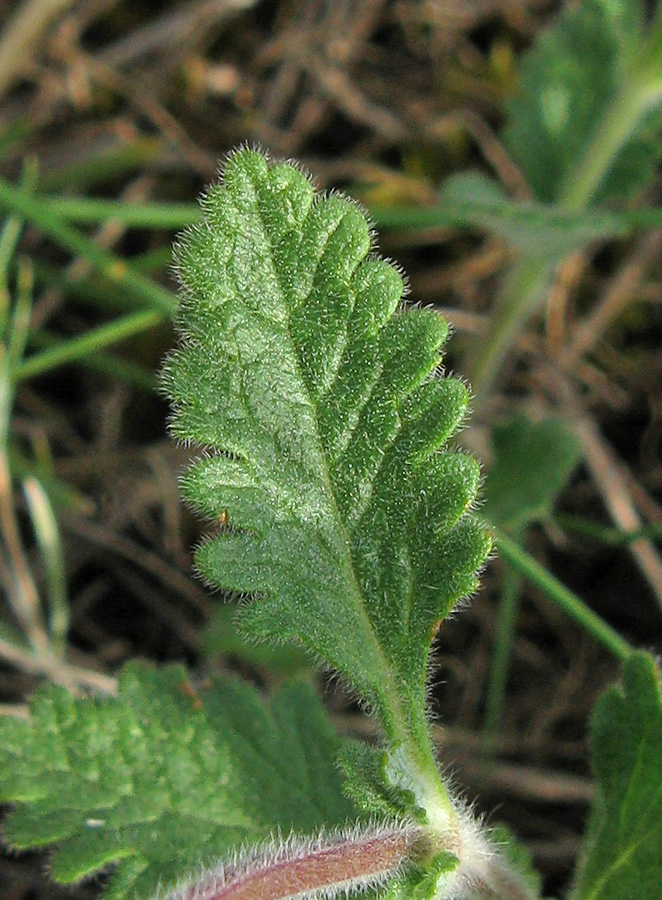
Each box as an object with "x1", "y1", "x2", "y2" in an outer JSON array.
[
  {"x1": 337, "y1": 740, "x2": 418, "y2": 821},
  {"x1": 0, "y1": 663, "x2": 357, "y2": 900},
  {"x1": 570, "y1": 652, "x2": 662, "y2": 900},
  {"x1": 503, "y1": 0, "x2": 662, "y2": 204},
  {"x1": 161, "y1": 148, "x2": 490, "y2": 751},
  {"x1": 385, "y1": 853, "x2": 460, "y2": 900}
]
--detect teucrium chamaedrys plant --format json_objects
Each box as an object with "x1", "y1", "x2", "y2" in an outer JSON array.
[
  {"x1": 160, "y1": 145, "x2": 510, "y2": 896},
  {"x1": 1, "y1": 147, "x2": 661, "y2": 900}
]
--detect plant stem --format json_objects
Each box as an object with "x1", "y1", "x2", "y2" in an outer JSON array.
[
  {"x1": 0, "y1": 176, "x2": 175, "y2": 314},
  {"x1": 164, "y1": 824, "x2": 422, "y2": 900},
  {"x1": 25, "y1": 328, "x2": 156, "y2": 389},
  {"x1": 468, "y1": 256, "x2": 554, "y2": 402},
  {"x1": 38, "y1": 138, "x2": 162, "y2": 194},
  {"x1": 559, "y1": 81, "x2": 662, "y2": 210},
  {"x1": 43, "y1": 194, "x2": 662, "y2": 239},
  {"x1": 467, "y1": 61, "x2": 662, "y2": 403},
  {"x1": 0, "y1": 257, "x2": 52, "y2": 658},
  {"x1": 9, "y1": 445, "x2": 93, "y2": 514},
  {"x1": 494, "y1": 529, "x2": 632, "y2": 661},
  {"x1": 483, "y1": 556, "x2": 522, "y2": 746},
  {"x1": 160, "y1": 818, "x2": 538, "y2": 900},
  {"x1": 0, "y1": 346, "x2": 49, "y2": 655},
  {"x1": 29, "y1": 192, "x2": 662, "y2": 239},
  {"x1": 42, "y1": 196, "x2": 201, "y2": 229},
  {"x1": 13, "y1": 308, "x2": 163, "y2": 381},
  {"x1": 555, "y1": 513, "x2": 662, "y2": 546},
  {"x1": 23, "y1": 475, "x2": 68, "y2": 657},
  {"x1": 385, "y1": 733, "x2": 455, "y2": 831}
]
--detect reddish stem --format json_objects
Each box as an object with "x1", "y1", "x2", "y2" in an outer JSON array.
[{"x1": 168, "y1": 824, "x2": 420, "y2": 900}]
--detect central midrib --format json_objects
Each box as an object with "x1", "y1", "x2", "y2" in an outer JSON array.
[{"x1": 249, "y1": 187, "x2": 411, "y2": 743}]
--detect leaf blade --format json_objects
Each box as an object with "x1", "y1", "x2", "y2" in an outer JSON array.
[
  {"x1": 503, "y1": 0, "x2": 661, "y2": 205},
  {"x1": 162, "y1": 147, "x2": 491, "y2": 751},
  {"x1": 0, "y1": 664, "x2": 357, "y2": 900},
  {"x1": 571, "y1": 652, "x2": 662, "y2": 900},
  {"x1": 484, "y1": 414, "x2": 582, "y2": 531}
]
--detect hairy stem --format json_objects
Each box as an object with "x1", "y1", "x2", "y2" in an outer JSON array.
[
  {"x1": 164, "y1": 823, "x2": 423, "y2": 900},
  {"x1": 162, "y1": 816, "x2": 541, "y2": 900}
]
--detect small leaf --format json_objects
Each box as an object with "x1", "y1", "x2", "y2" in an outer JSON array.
[
  {"x1": 337, "y1": 740, "x2": 418, "y2": 821},
  {"x1": 490, "y1": 824, "x2": 543, "y2": 898},
  {"x1": 161, "y1": 148, "x2": 491, "y2": 752},
  {"x1": 503, "y1": 0, "x2": 661, "y2": 204},
  {"x1": 381, "y1": 853, "x2": 460, "y2": 900},
  {"x1": 0, "y1": 663, "x2": 357, "y2": 900},
  {"x1": 484, "y1": 414, "x2": 582, "y2": 531},
  {"x1": 436, "y1": 174, "x2": 627, "y2": 261},
  {"x1": 570, "y1": 652, "x2": 662, "y2": 900},
  {"x1": 201, "y1": 602, "x2": 312, "y2": 675}
]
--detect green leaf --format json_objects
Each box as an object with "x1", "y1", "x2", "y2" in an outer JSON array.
[
  {"x1": 161, "y1": 148, "x2": 491, "y2": 766},
  {"x1": 481, "y1": 415, "x2": 581, "y2": 743},
  {"x1": 490, "y1": 825, "x2": 543, "y2": 899},
  {"x1": 570, "y1": 652, "x2": 662, "y2": 900},
  {"x1": 504, "y1": 0, "x2": 661, "y2": 204},
  {"x1": 434, "y1": 174, "x2": 628, "y2": 261},
  {"x1": 337, "y1": 740, "x2": 419, "y2": 821},
  {"x1": 484, "y1": 414, "x2": 582, "y2": 531},
  {"x1": 381, "y1": 853, "x2": 459, "y2": 900},
  {"x1": 201, "y1": 602, "x2": 312, "y2": 675},
  {"x1": 0, "y1": 662, "x2": 357, "y2": 900}
]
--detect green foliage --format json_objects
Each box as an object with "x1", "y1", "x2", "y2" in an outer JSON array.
[
  {"x1": 2, "y1": 131, "x2": 660, "y2": 900},
  {"x1": 401, "y1": 853, "x2": 460, "y2": 900},
  {"x1": 161, "y1": 148, "x2": 491, "y2": 748},
  {"x1": 490, "y1": 825, "x2": 543, "y2": 899},
  {"x1": 0, "y1": 663, "x2": 357, "y2": 900},
  {"x1": 434, "y1": 175, "x2": 625, "y2": 261},
  {"x1": 484, "y1": 414, "x2": 582, "y2": 531},
  {"x1": 481, "y1": 415, "x2": 582, "y2": 741},
  {"x1": 503, "y1": 0, "x2": 661, "y2": 204},
  {"x1": 461, "y1": 0, "x2": 662, "y2": 398},
  {"x1": 571, "y1": 652, "x2": 662, "y2": 900},
  {"x1": 337, "y1": 740, "x2": 417, "y2": 821},
  {"x1": 201, "y1": 602, "x2": 312, "y2": 675}
]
